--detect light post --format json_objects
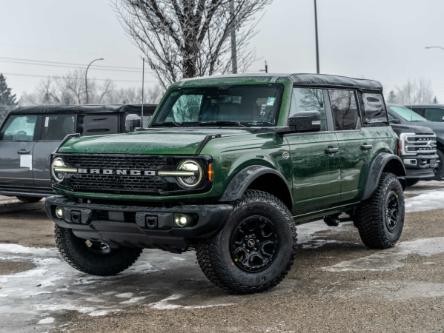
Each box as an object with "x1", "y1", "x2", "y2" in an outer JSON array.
[
  {"x1": 85, "y1": 57, "x2": 104, "y2": 104},
  {"x1": 314, "y1": 0, "x2": 320, "y2": 74}
]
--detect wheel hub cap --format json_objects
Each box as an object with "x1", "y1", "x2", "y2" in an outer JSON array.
[
  {"x1": 385, "y1": 191, "x2": 400, "y2": 232},
  {"x1": 230, "y1": 215, "x2": 279, "y2": 273}
]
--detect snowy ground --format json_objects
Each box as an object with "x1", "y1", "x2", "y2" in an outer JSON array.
[{"x1": 0, "y1": 183, "x2": 443, "y2": 332}]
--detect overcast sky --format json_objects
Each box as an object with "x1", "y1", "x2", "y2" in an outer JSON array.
[{"x1": 2, "y1": 0, "x2": 444, "y2": 101}]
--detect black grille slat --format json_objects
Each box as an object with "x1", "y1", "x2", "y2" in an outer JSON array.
[{"x1": 61, "y1": 155, "x2": 179, "y2": 194}]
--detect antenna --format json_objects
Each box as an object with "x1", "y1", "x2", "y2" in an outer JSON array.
[{"x1": 141, "y1": 57, "x2": 145, "y2": 128}]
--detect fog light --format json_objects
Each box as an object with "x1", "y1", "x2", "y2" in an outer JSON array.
[
  {"x1": 174, "y1": 214, "x2": 190, "y2": 227},
  {"x1": 55, "y1": 207, "x2": 64, "y2": 219}
]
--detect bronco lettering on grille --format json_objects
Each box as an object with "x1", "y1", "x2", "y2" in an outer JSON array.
[{"x1": 77, "y1": 169, "x2": 156, "y2": 176}]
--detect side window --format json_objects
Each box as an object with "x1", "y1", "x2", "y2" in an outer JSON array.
[
  {"x1": 425, "y1": 108, "x2": 444, "y2": 122},
  {"x1": 290, "y1": 88, "x2": 328, "y2": 131},
  {"x1": 411, "y1": 107, "x2": 425, "y2": 117},
  {"x1": 329, "y1": 89, "x2": 360, "y2": 130},
  {"x1": 0, "y1": 115, "x2": 38, "y2": 142},
  {"x1": 79, "y1": 114, "x2": 119, "y2": 135},
  {"x1": 40, "y1": 115, "x2": 76, "y2": 141},
  {"x1": 362, "y1": 93, "x2": 388, "y2": 126}
]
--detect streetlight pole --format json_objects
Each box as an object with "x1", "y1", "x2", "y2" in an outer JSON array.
[
  {"x1": 85, "y1": 57, "x2": 104, "y2": 104},
  {"x1": 314, "y1": 0, "x2": 320, "y2": 74},
  {"x1": 230, "y1": 0, "x2": 238, "y2": 74}
]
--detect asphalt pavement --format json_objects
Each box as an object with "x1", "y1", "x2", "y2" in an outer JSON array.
[{"x1": 0, "y1": 183, "x2": 443, "y2": 333}]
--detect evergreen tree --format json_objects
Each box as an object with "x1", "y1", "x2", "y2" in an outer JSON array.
[
  {"x1": 387, "y1": 90, "x2": 397, "y2": 104},
  {"x1": 433, "y1": 96, "x2": 439, "y2": 104},
  {"x1": 0, "y1": 74, "x2": 17, "y2": 106}
]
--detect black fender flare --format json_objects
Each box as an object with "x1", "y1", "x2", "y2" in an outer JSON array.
[
  {"x1": 362, "y1": 153, "x2": 406, "y2": 200},
  {"x1": 219, "y1": 165, "x2": 292, "y2": 203}
]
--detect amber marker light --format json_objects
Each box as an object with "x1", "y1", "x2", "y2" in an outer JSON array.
[{"x1": 208, "y1": 163, "x2": 214, "y2": 182}]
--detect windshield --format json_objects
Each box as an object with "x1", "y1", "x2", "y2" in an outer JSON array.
[
  {"x1": 151, "y1": 85, "x2": 283, "y2": 127},
  {"x1": 389, "y1": 105, "x2": 427, "y2": 122}
]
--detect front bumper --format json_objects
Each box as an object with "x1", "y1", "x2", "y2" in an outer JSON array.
[
  {"x1": 402, "y1": 154, "x2": 439, "y2": 180},
  {"x1": 45, "y1": 196, "x2": 232, "y2": 252}
]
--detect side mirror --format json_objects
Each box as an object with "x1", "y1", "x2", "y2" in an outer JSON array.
[
  {"x1": 288, "y1": 111, "x2": 321, "y2": 133},
  {"x1": 390, "y1": 118, "x2": 401, "y2": 124}
]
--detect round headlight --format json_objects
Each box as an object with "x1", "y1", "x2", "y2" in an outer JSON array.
[
  {"x1": 51, "y1": 157, "x2": 66, "y2": 183},
  {"x1": 177, "y1": 160, "x2": 203, "y2": 188}
]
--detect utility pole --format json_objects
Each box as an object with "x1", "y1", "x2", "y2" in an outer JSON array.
[
  {"x1": 230, "y1": 0, "x2": 238, "y2": 74},
  {"x1": 141, "y1": 58, "x2": 145, "y2": 128},
  {"x1": 85, "y1": 57, "x2": 104, "y2": 104},
  {"x1": 314, "y1": 0, "x2": 320, "y2": 74}
]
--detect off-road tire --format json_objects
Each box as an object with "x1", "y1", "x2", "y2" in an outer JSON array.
[
  {"x1": 196, "y1": 190, "x2": 297, "y2": 294},
  {"x1": 435, "y1": 150, "x2": 444, "y2": 180},
  {"x1": 405, "y1": 179, "x2": 419, "y2": 187},
  {"x1": 55, "y1": 225, "x2": 142, "y2": 276},
  {"x1": 16, "y1": 196, "x2": 42, "y2": 203},
  {"x1": 355, "y1": 172, "x2": 405, "y2": 249}
]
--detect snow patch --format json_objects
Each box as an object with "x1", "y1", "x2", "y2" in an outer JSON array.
[
  {"x1": 324, "y1": 237, "x2": 444, "y2": 272},
  {"x1": 406, "y1": 190, "x2": 444, "y2": 212},
  {"x1": 37, "y1": 317, "x2": 55, "y2": 325},
  {"x1": 149, "y1": 294, "x2": 233, "y2": 310}
]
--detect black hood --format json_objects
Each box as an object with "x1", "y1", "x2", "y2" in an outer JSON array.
[{"x1": 390, "y1": 123, "x2": 435, "y2": 136}]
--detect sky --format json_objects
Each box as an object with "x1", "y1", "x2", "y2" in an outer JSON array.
[{"x1": 1, "y1": 0, "x2": 444, "y2": 101}]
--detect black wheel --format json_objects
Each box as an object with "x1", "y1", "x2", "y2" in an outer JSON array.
[
  {"x1": 435, "y1": 150, "x2": 444, "y2": 180},
  {"x1": 355, "y1": 173, "x2": 405, "y2": 249},
  {"x1": 16, "y1": 196, "x2": 42, "y2": 203},
  {"x1": 196, "y1": 190, "x2": 297, "y2": 294},
  {"x1": 405, "y1": 179, "x2": 419, "y2": 187},
  {"x1": 55, "y1": 225, "x2": 142, "y2": 276}
]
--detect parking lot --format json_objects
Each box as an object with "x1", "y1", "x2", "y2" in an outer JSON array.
[{"x1": 0, "y1": 182, "x2": 443, "y2": 333}]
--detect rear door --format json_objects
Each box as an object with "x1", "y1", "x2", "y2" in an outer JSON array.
[
  {"x1": 33, "y1": 113, "x2": 76, "y2": 190},
  {"x1": 287, "y1": 87, "x2": 342, "y2": 214},
  {"x1": 329, "y1": 89, "x2": 369, "y2": 203},
  {"x1": 0, "y1": 114, "x2": 38, "y2": 188}
]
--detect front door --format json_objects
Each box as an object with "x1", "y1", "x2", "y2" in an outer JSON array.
[
  {"x1": 0, "y1": 114, "x2": 38, "y2": 188},
  {"x1": 287, "y1": 87, "x2": 341, "y2": 214}
]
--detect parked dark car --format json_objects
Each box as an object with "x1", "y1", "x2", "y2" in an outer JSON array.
[
  {"x1": 0, "y1": 104, "x2": 156, "y2": 202},
  {"x1": 407, "y1": 105, "x2": 444, "y2": 122},
  {"x1": 388, "y1": 104, "x2": 443, "y2": 180}
]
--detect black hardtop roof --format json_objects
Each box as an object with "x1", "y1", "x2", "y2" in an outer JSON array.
[
  {"x1": 10, "y1": 104, "x2": 157, "y2": 115},
  {"x1": 289, "y1": 73, "x2": 382, "y2": 91},
  {"x1": 178, "y1": 73, "x2": 383, "y2": 91}
]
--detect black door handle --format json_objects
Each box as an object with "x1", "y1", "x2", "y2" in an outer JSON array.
[
  {"x1": 17, "y1": 149, "x2": 31, "y2": 155},
  {"x1": 325, "y1": 146, "x2": 339, "y2": 155},
  {"x1": 361, "y1": 144, "x2": 373, "y2": 151}
]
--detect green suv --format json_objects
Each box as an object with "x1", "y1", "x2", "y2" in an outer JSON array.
[{"x1": 46, "y1": 74, "x2": 406, "y2": 294}]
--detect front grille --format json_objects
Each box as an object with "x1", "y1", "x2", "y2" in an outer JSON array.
[
  {"x1": 60, "y1": 154, "x2": 180, "y2": 194},
  {"x1": 401, "y1": 134, "x2": 437, "y2": 156}
]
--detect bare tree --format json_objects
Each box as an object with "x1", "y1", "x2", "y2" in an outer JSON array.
[
  {"x1": 393, "y1": 79, "x2": 435, "y2": 105},
  {"x1": 114, "y1": 0, "x2": 272, "y2": 87},
  {"x1": 19, "y1": 70, "x2": 163, "y2": 106}
]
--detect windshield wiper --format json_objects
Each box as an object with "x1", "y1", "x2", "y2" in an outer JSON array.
[
  {"x1": 198, "y1": 121, "x2": 248, "y2": 127},
  {"x1": 243, "y1": 121, "x2": 274, "y2": 127}
]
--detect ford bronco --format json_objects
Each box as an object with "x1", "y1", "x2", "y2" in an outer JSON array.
[{"x1": 46, "y1": 74, "x2": 406, "y2": 294}]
